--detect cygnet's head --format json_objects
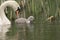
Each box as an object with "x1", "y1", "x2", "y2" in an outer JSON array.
[{"x1": 27, "y1": 16, "x2": 34, "y2": 21}]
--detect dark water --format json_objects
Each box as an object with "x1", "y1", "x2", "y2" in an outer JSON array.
[{"x1": 3, "y1": 20, "x2": 60, "y2": 40}]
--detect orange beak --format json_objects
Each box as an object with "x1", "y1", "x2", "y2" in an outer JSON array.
[
  {"x1": 15, "y1": 7, "x2": 21, "y2": 18},
  {"x1": 15, "y1": 10, "x2": 19, "y2": 18},
  {"x1": 16, "y1": 11, "x2": 19, "y2": 16}
]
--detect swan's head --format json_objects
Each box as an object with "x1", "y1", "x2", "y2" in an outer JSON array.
[
  {"x1": 15, "y1": 7, "x2": 21, "y2": 17},
  {"x1": 27, "y1": 16, "x2": 34, "y2": 21},
  {"x1": 0, "y1": 1, "x2": 21, "y2": 18}
]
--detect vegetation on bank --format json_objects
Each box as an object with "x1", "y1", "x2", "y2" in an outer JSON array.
[{"x1": 0, "y1": 0, "x2": 60, "y2": 23}]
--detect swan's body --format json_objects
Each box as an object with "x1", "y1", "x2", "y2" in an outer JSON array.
[
  {"x1": 15, "y1": 16, "x2": 34, "y2": 24},
  {"x1": 0, "y1": 1, "x2": 20, "y2": 25}
]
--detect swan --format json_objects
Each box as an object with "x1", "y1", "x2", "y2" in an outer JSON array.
[
  {"x1": 0, "y1": 1, "x2": 20, "y2": 25},
  {"x1": 15, "y1": 16, "x2": 34, "y2": 24}
]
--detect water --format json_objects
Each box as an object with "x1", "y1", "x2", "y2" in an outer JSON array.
[
  {"x1": 0, "y1": 20, "x2": 60, "y2": 40},
  {"x1": 0, "y1": 24, "x2": 11, "y2": 40},
  {"x1": 3, "y1": 21, "x2": 34, "y2": 40}
]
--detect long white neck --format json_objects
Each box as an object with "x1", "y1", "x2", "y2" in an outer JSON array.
[
  {"x1": 0, "y1": 1, "x2": 20, "y2": 25},
  {"x1": 0, "y1": 1, "x2": 19, "y2": 15}
]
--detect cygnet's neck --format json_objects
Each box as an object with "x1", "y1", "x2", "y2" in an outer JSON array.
[
  {"x1": 26, "y1": 17, "x2": 33, "y2": 24},
  {"x1": 26, "y1": 20, "x2": 30, "y2": 24},
  {"x1": 27, "y1": 16, "x2": 34, "y2": 21}
]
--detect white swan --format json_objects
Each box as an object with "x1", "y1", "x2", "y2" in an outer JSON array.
[{"x1": 0, "y1": 1, "x2": 20, "y2": 25}]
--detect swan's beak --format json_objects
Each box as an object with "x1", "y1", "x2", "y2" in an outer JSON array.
[
  {"x1": 15, "y1": 7, "x2": 21, "y2": 18},
  {"x1": 15, "y1": 10, "x2": 19, "y2": 17}
]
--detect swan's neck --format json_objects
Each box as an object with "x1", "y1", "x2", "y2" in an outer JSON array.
[
  {"x1": 0, "y1": 1, "x2": 20, "y2": 24},
  {"x1": 0, "y1": 1, "x2": 19, "y2": 11}
]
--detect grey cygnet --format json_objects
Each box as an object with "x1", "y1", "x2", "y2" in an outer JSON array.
[{"x1": 15, "y1": 16, "x2": 34, "y2": 24}]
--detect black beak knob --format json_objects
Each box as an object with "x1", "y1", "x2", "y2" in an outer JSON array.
[{"x1": 17, "y1": 7, "x2": 21, "y2": 12}]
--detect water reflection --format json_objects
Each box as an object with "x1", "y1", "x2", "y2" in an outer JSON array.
[
  {"x1": 27, "y1": 23, "x2": 34, "y2": 32},
  {"x1": 0, "y1": 24, "x2": 11, "y2": 40},
  {"x1": 2, "y1": 21, "x2": 60, "y2": 40},
  {"x1": 5, "y1": 21, "x2": 34, "y2": 40},
  {"x1": 15, "y1": 23, "x2": 34, "y2": 40}
]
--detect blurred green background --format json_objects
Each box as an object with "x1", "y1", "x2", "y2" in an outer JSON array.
[{"x1": 0, "y1": 0, "x2": 60, "y2": 40}]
